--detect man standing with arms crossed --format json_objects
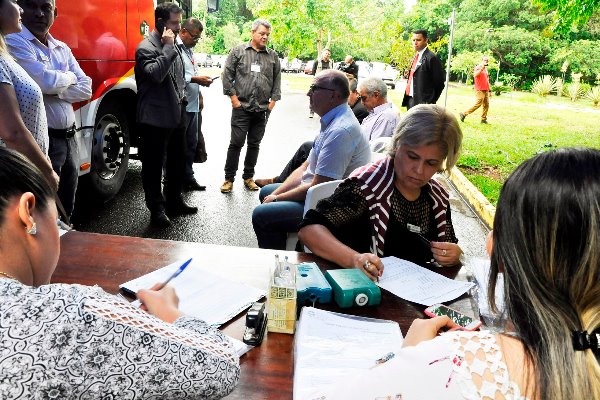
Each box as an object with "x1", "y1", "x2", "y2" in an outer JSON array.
[
  {"x1": 7, "y1": 0, "x2": 92, "y2": 218},
  {"x1": 309, "y1": 48, "x2": 332, "y2": 118},
  {"x1": 459, "y1": 56, "x2": 491, "y2": 124},
  {"x1": 221, "y1": 19, "x2": 281, "y2": 193},
  {"x1": 177, "y1": 18, "x2": 214, "y2": 191},
  {"x1": 135, "y1": 2, "x2": 197, "y2": 228},
  {"x1": 402, "y1": 29, "x2": 445, "y2": 110}
]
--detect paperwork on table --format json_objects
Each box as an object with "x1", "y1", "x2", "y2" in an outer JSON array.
[
  {"x1": 293, "y1": 307, "x2": 403, "y2": 400},
  {"x1": 377, "y1": 256, "x2": 474, "y2": 306},
  {"x1": 120, "y1": 259, "x2": 265, "y2": 327}
]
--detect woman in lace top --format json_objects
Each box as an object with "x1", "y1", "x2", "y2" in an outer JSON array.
[
  {"x1": 0, "y1": 148, "x2": 240, "y2": 399},
  {"x1": 0, "y1": 0, "x2": 58, "y2": 191},
  {"x1": 323, "y1": 147, "x2": 600, "y2": 399},
  {"x1": 299, "y1": 104, "x2": 463, "y2": 280}
]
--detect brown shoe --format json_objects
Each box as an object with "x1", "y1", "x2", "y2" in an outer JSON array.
[
  {"x1": 243, "y1": 178, "x2": 260, "y2": 191},
  {"x1": 254, "y1": 177, "x2": 274, "y2": 188},
  {"x1": 220, "y1": 180, "x2": 233, "y2": 193}
]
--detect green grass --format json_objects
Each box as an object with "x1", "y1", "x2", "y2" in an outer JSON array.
[{"x1": 389, "y1": 84, "x2": 599, "y2": 205}]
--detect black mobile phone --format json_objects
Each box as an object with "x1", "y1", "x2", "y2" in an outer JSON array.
[{"x1": 212, "y1": 76, "x2": 220, "y2": 81}]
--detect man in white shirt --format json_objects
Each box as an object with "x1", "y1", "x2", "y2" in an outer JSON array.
[
  {"x1": 357, "y1": 77, "x2": 399, "y2": 141},
  {"x1": 177, "y1": 18, "x2": 214, "y2": 191},
  {"x1": 7, "y1": 0, "x2": 92, "y2": 217}
]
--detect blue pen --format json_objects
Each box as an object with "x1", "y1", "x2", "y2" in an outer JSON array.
[{"x1": 155, "y1": 258, "x2": 193, "y2": 290}]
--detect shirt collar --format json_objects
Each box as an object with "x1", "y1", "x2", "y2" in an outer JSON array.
[
  {"x1": 21, "y1": 25, "x2": 60, "y2": 50},
  {"x1": 245, "y1": 40, "x2": 268, "y2": 53},
  {"x1": 320, "y1": 103, "x2": 348, "y2": 130},
  {"x1": 417, "y1": 46, "x2": 427, "y2": 59},
  {"x1": 371, "y1": 102, "x2": 393, "y2": 115}
]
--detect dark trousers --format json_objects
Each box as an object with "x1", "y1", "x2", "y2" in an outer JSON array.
[
  {"x1": 275, "y1": 141, "x2": 313, "y2": 183},
  {"x1": 140, "y1": 115, "x2": 187, "y2": 213},
  {"x1": 405, "y1": 96, "x2": 416, "y2": 110},
  {"x1": 184, "y1": 111, "x2": 198, "y2": 183},
  {"x1": 49, "y1": 136, "x2": 79, "y2": 216},
  {"x1": 224, "y1": 107, "x2": 269, "y2": 181}
]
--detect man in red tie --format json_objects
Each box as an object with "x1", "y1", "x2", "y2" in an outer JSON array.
[
  {"x1": 402, "y1": 30, "x2": 445, "y2": 110},
  {"x1": 459, "y1": 56, "x2": 491, "y2": 124}
]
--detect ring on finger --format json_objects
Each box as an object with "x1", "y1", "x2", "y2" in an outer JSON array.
[
  {"x1": 364, "y1": 261, "x2": 371, "y2": 270},
  {"x1": 442, "y1": 249, "x2": 447, "y2": 256}
]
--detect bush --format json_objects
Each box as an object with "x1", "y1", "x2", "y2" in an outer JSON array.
[
  {"x1": 500, "y1": 73, "x2": 520, "y2": 89},
  {"x1": 555, "y1": 78, "x2": 564, "y2": 97},
  {"x1": 564, "y1": 82, "x2": 584, "y2": 101},
  {"x1": 531, "y1": 75, "x2": 557, "y2": 97},
  {"x1": 491, "y1": 83, "x2": 511, "y2": 96},
  {"x1": 587, "y1": 86, "x2": 600, "y2": 106}
]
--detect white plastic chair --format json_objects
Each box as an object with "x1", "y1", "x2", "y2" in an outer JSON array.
[
  {"x1": 285, "y1": 180, "x2": 343, "y2": 251},
  {"x1": 369, "y1": 136, "x2": 392, "y2": 153}
]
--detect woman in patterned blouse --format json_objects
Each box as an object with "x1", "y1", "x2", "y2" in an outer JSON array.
[
  {"x1": 299, "y1": 104, "x2": 463, "y2": 280},
  {"x1": 0, "y1": 147, "x2": 239, "y2": 399}
]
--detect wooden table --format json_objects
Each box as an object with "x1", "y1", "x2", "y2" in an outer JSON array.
[{"x1": 53, "y1": 231, "x2": 474, "y2": 399}]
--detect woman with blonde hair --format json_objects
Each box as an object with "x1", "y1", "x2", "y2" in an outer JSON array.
[
  {"x1": 0, "y1": 0, "x2": 58, "y2": 190},
  {"x1": 299, "y1": 104, "x2": 463, "y2": 280}
]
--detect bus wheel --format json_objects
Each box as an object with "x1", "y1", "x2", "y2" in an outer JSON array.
[{"x1": 89, "y1": 102, "x2": 130, "y2": 201}]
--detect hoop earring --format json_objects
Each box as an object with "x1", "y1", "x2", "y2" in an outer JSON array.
[{"x1": 26, "y1": 223, "x2": 37, "y2": 235}]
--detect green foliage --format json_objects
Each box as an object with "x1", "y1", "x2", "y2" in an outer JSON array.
[
  {"x1": 586, "y1": 86, "x2": 600, "y2": 106},
  {"x1": 462, "y1": 174, "x2": 502, "y2": 206},
  {"x1": 500, "y1": 73, "x2": 520, "y2": 89},
  {"x1": 549, "y1": 40, "x2": 600, "y2": 82},
  {"x1": 491, "y1": 83, "x2": 511, "y2": 96},
  {"x1": 564, "y1": 82, "x2": 584, "y2": 101},
  {"x1": 531, "y1": 75, "x2": 558, "y2": 97},
  {"x1": 534, "y1": 0, "x2": 600, "y2": 35},
  {"x1": 450, "y1": 51, "x2": 489, "y2": 78}
]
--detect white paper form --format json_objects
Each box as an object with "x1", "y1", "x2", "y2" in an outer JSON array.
[
  {"x1": 293, "y1": 307, "x2": 403, "y2": 400},
  {"x1": 377, "y1": 256, "x2": 474, "y2": 306},
  {"x1": 120, "y1": 260, "x2": 265, "y2": 326}
]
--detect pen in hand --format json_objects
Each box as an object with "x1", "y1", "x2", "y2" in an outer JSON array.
[
  {"x1": 155, "y1": 258, "x2": 193, "y2": 290},
  {"x1": 132, "y1": 258, "x2": 193, "y2": 307}
]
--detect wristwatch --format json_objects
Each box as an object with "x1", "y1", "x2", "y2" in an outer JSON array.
[{"x1": 272, "y1": 195, "x2": 278, "y2": 202}]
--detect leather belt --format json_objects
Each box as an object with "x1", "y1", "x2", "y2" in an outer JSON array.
[{"x1": 48, "y1": 124, "x2": 76, "y2": 139}]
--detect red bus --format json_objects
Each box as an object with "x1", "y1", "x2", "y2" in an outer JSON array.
[{"x1": 51, "y1": 0, "x2": 192, "y2": 201}]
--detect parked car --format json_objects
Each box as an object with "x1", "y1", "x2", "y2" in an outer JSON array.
[
  {"x1": 211, "y1": 55, "x2": 226, "y2": 68},
  {"x1": 355, "y1": 61, "x2": 372, "y2": 84},
  {"x1": 304, "y1": 60, "x2": 314, "y2": 74},
  {"x1": 370, "y1": 62, "x2": 399, "y2": 89}
]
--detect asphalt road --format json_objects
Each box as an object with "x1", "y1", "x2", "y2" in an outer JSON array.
[{"x1": 72, "y1": 73, "x2": 489, "y2": 259}]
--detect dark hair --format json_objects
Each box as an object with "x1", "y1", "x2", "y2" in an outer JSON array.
[
  {"x1": 413, "y1": 29, "x2": 428, "y2": 39},
  {"x1": 182, "y1": 17, "x2": 203, "y2": 32},
  {"x1": 490, "y1": 147, "x2": 600, "y2": 399},
  {"x1": 155, "y1": 2, "x2": 183, "y2": 23},
  {"x1": 0, "y1": 148, "x2": 54, "y2": 226}
]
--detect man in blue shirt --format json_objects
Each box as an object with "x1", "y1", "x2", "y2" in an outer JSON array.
[{"x1": 252, "y1": 70, "x2": 370, "y2": 250}]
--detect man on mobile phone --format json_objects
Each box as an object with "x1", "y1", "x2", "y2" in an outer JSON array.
[
  {"x1": 459, "y1": 56, "x2": 491, "y2": 124},
  {"x1": 177, "y1": 18, "x2": 213, "y2": 192},
  {"x1": 135, "y1": 2, "x2": 197, "y2": 228}
]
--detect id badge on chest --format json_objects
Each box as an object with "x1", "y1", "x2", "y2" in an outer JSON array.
[{"x1": 251, "y1": 62, "x2": 261, "y2": 73}]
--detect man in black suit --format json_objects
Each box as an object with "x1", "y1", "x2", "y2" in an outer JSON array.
[
  {"x1": 402, "y1": 29, "x2": 445, "y2": 110},
  {"x1": 135, "y1": 2, "x2": 197, "y2": 228}
]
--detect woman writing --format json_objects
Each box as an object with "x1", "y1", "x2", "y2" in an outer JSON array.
[
  {"x1": 324, "y1": 147, "x2": 600, "y2": 399},
  {"x1": 299, "y1": 104, "x2": 463, "y2": 280},
  {"x1": 0, "y1": 148, "x2": 239, "y2": 398},
  {"x1": 0, "y1": 0, "x2": 58, "y2": 190}
]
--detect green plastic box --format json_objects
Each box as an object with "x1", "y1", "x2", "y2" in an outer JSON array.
[{"x1": 324, "y1": 269, "x2": 381, "y2": 308}]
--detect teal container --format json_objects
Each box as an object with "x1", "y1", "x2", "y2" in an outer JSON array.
[{"x1": 324, "y1": 269, "x2": 381, "y2": 308}]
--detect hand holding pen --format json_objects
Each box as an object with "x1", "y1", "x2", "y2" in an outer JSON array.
[
  {"x1": 353, "y1": 253, "x2": 383, "y2": 282},
  {"x1": 135, "y1": 258, "x2": 192, "y2": 323}
]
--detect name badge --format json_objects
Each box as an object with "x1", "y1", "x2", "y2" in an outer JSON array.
[
  {"x1": 406, "y1": 223, "x2": 421, "y2": 233},
  {"x1": 251, "y1": 63, "x2": 261, "y2": 73}
]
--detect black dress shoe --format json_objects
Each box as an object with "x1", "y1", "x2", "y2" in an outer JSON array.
[
  {"x1": 166, "y1": 200, "x2": 198, "y2": 216},
  {"x1": 184, "y1": 180, "x2": 207, "y2": 191},
  {"x1": 151, "y1": 210, "x2": 171, "y2": 228}
]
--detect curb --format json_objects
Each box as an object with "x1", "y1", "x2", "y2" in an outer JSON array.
[{"x1": 447, "y1": 167, "x2": 496, "y2": 229}]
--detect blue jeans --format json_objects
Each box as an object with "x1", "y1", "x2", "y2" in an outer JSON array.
[{"x1": 252, "y1": 184, "x2": 305, "y2": 250}]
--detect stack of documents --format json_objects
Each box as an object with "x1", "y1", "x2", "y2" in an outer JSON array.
[
  {"x1": 120, "y1": 260, "x2": 265, "y2": 327},
  {"x1": 293, "y1": 307, "x2": 403, "y2": 400},
  {"x1": 377, "y1": 256, "x2": 475, "y2": 306}
]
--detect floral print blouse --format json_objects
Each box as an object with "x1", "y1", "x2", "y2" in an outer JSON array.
[{"x1": 0, "y1": 279, "x2": 240, "y2": 399}]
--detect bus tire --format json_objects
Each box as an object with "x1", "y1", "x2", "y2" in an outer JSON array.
[{"x1": 88, "y1": 101, "x2": 130, "y2": 201}]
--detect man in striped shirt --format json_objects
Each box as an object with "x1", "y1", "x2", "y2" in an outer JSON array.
[{"x1": 221, "y1": 19, "x2": 281, "y2": 193}]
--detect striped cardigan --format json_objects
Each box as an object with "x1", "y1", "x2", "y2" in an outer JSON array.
[{"x1": 349, "y1": 156, "x2": 450, "y2": 256}]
